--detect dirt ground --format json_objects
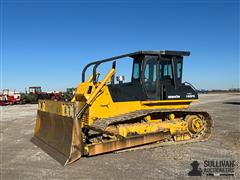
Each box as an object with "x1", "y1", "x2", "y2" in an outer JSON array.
[{"x1": 0, "y1": 93, "x2": 239, "y2": 179}]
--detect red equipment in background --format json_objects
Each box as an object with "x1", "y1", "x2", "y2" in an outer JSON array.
[
  {"x1": 0, "y1": 87, "x2": 66, "y2": 106},
  {"x1": 0, "y1": 89, "x2": 22, "y2": 106}
]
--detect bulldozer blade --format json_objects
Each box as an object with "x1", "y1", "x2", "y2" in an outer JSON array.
[{"x1": 31, "y1": 110, "x2": 83, "y2": 166}]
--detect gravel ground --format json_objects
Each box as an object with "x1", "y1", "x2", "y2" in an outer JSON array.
[{"x1": 0, "y1": 93, "x2": 239, "y2": 179}]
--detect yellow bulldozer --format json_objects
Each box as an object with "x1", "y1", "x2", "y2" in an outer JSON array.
[{"x1": 31, "y1": 50, "x2": 213, "y2": 165}]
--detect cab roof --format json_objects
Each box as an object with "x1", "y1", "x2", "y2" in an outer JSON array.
[{"x1": 131, "y1": 50, "x2": 190, "y2": 57}]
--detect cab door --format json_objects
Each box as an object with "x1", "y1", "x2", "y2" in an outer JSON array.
[
  {"x1": 159, "y1": 57, "x2": 183, "y2": 100},
  {"x1": 142, "y1": 56, "x2": 158, "y2": 99},
  {"x1": 159, "y1": 59, "x2": 174, "y2": 100}
]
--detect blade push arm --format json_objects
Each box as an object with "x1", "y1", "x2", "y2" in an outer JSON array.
[{"x1": 76, "y1": 67, "x2": 115, "y2": 118}]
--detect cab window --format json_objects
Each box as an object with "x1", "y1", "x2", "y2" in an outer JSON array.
[
  {"x1": 143, "y1": 57, "x2": 157, "y2": 96},
  {"x1": 133, "y1": 62, "x2": 140, "y2": 79},
  {"x1": 177, "y1": 61, "x2": 182, "y2": 79},
  {"x1": 160, "y1": 61, "x2": 173, "y2": 80}
]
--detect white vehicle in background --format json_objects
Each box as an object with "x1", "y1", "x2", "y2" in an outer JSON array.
[{"x1": 0, "y1": 89, "x2": 22, "y2": 106}]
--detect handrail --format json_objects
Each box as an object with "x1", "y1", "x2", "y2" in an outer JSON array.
[
  {"x1": 81, "y1": 52, "x2": 139, "y2": 82},
  {"x1": 183, "y1": 81, "x2": 198, "y2": 92}
]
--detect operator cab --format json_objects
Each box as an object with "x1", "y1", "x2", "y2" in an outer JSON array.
[
  {"x1": 82, "y1": 50, "x2": 198, "y2": 102},
  {"x1": 131, "y1": 51, "x2": 197, "y2": 100}
]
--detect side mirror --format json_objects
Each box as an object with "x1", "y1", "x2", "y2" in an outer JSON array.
[{"x1": 116, "y1": 76, "x2": 125, "y2": 84}]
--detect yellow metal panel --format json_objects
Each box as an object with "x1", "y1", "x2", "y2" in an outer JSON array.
[
  {"x1": 38, "y1": 100, "x2": 75, "y2": 117},
  {"x1": 87, "y1": 86, "x2": 195, "y2": 125}
]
